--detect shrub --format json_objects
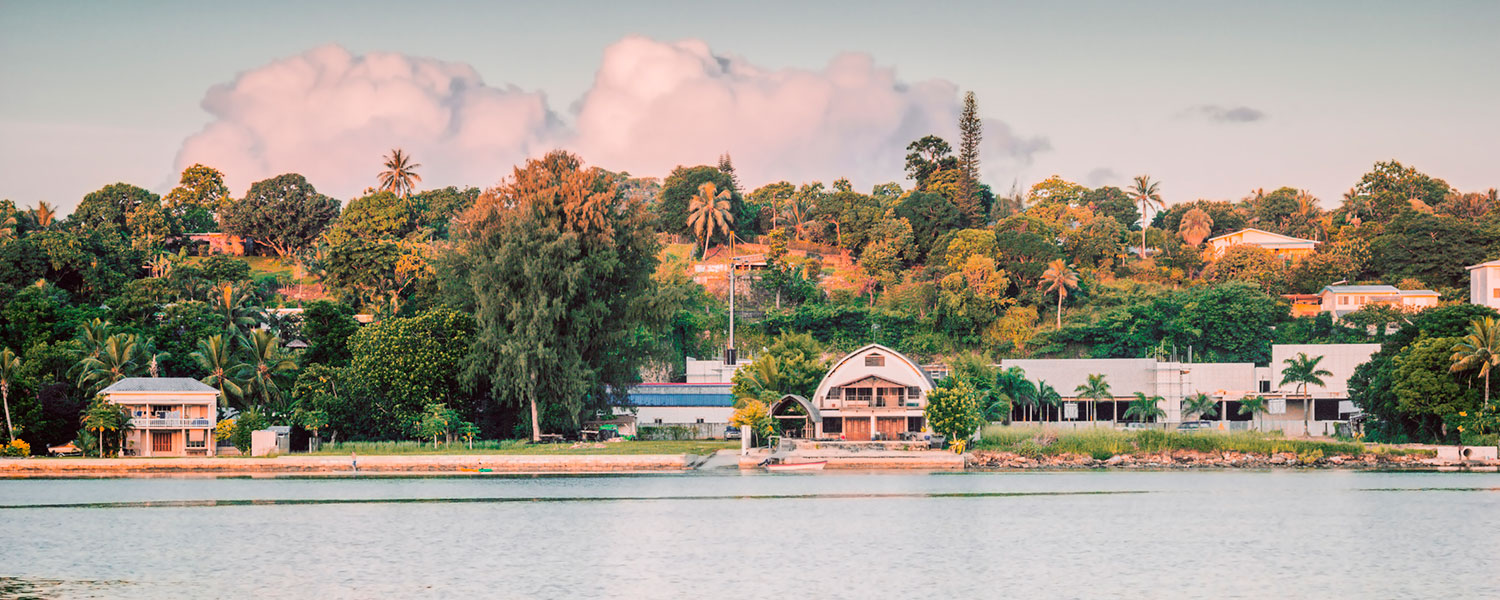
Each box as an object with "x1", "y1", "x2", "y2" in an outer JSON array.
[{"x1": 0, "y1": 439, "x2": 30, "y2": 457}]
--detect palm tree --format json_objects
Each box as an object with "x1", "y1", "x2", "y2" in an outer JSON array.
[
  {"x1": 31, "y1": 201, "x2": 56, "y2": 229},
  {"x1": 1178, "y1": 208, "x2": 1214, "y2": 246},
  {"x1": 192, "y1": 335, "x2": 246, "y2": 408},
  {"x1": 1127, "y1": 175, "x2": 1163, "y2": 259},
  {"x1": 209, "y1": 281, "x2": 261, "y2": 332},
  {"x1": 1238, "y1": 395, "x2": 1268, "y2": 432},
  {"x1": 0, "y1": 347, "x2": 20, "y2": 442},
  {"x1": 1074, "y1": 373, "x2": 1113, "y2": 423},
  {"x1": 1182, "y1": 392, "x2": 1218, "y2": 422},
  {"x1": 377, "y1": 149, "x2": 422, "y2": 198},
  {"x1": 1451, "y1": 317, "x2": 1500, "y2": 409},
  {"x1": 237, "y1": 330, "x2": 298, "y2": 417},
  {"x1": 687, "y1": 182, "x2": 734, "y2": 258},
  {"x1": 1039, "y1": 259, "x2": 1079, "y2": 329},
  {"x1": 1037, "y1": 381, "x2": 1062, "y2": 422},
  {"x1": 1123, "y1": 392, "x2": 1166, "y2": 425},
  {"x1": 781, "y1": 195, "x2": 815, "y2": 242},
  {"x1": 0, "y1": 210, "x2": 15, "y2": 242},
  {"x1": 1013, "y1": 377, "x2": 1039, "y2": 423},
  {"x1": 81, "y1": 398, "x2": 130, "y2": 457},
  {"x1": 76, "y1": 334, "x2": 142, "y2": 395},
  {"x1": 76, "y1": 319, "x2": 112, "y2": 360},
  {"x1": 1281, "y1": 352, "x2": 1333, "y2": 435}
]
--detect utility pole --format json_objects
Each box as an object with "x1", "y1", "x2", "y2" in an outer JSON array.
[{"x1": 726, "y1": 255, "x2": 738, "y2": 365}]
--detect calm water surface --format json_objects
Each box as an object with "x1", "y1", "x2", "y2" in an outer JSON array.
[{"x1": 2, "y1": 470, "x2": 1498, "y2": 599}]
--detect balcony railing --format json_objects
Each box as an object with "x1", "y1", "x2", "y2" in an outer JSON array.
[{"x1": 130, "y1": 417, "x2": 213, "y2": 428}]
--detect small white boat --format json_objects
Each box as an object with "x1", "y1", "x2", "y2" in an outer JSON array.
[{"x1": 764, "y1": 460, "x2": 827, "y2": 472}]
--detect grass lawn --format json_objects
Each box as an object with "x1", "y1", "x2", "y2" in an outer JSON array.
[
  {"x1": 974, "y1": 426, "x2": 1430, "y2": 459},
  {"x1": 305, "y1": 439, "x2": 739, "y2": 456}
]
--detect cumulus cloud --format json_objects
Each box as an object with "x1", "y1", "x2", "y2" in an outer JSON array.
[
  {"x1": 1179, "y1": 104, "x2": 1266, "y2": 124},
  {"x1": 175, "y1": 38, "x2": 1048, "y2": 198},
  {"x1": 1085, "y1": 167, "x2": 1120, "y2": 187}
]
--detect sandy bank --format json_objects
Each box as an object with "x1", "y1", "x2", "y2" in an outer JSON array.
[
  {"x1": 0, "y1": 454, "x2": 696, "y2": 476},
  {"x1": 967, "y1": 448, "x2": 1481, "y2": 470}
]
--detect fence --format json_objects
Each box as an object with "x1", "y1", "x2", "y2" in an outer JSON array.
[{"x1": 637, "y1": 423, "x2": 728, "y2": 440}]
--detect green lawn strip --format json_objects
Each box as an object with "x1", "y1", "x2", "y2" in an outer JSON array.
[{"x1": 973, "y1": 426, "x2": 1434, "y2": 459}]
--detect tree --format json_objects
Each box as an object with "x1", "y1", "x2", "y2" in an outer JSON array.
[
  {"x1": 80, "y1": 397, "x2": 129, "y2": 457},
  {"x1": 301, "y1": 301, "x2": 359, "y2": 367},
  {"x1": 1037, "y1": 381, "x2": 1061, "y2": 422},
  {"x1": 1347, "y1": 160, "x2": 1452, "y2": 223},
  {"x1": 1203, "y1": 245, "x2": 1289, "y2": 294},
  {"x1": 237, "y1": 330, "x2": 298, "y2": 418},
  {"x1": 1126, "y1": 175, "x2": 1163, "y2": 258},
  {"x1": 1281, "y1": 352, "x2": 1332, "y2": 434},
  {"x1": 417, "y1": 402, "x2": 456, "y2": 446},
  {"x1": 658, "y1": 165, "x2": 744, "y2": 237},
  {"x1": 209, "y1": 281, "x2": 260, "y2": 332},
  {"x1": 904, "y1": 135, "x2": 958, "y2": 188},
  {"x1": 1182, "y1": 392, "x2": 1218, "y2": 422},
  {"x1": 1081, "y1": 186, "x2": 1141, "y2": 229},
  {"x1": 31, "y1": 201, "x2": 57, "y2": 229},
  {"x1": 729, "y1": 333, "x2": 826, "y2": 400},
  {"x1": 749, "y1": 181, "x2": 795, "y2": 228},
  {"x1": 378, "y1": 149, "x2": 423, "y2": 198},
  {"x1": 1451, "y1": 317, "x2": 1500, "y2": 409},
  {"x1": 1123, "y1": 392, "x2": 1165, "y2": 424},
  {"x1": 0, "y1": 347, "x2": 19, "y2": 441},
  {"x1": 72, "y1": 183, "x2": 159, "y2": 237},
  {"x1": 924, "y1": 378, "x2": 984, "y2": 452},
  {"x1": 1028, "y1": 176, "x2": 1087, "y2": 206},
  {"x1": 76, "y1": 334, "x2": 142, "y2": 395},
  {"x1": 1074, "y1": 374, "x2": 1113, "y2": 423},
  {"x1": 1238, "y1": 395, "x2": 1268, "y2": 431},
  {"x1": 221, "y1": 173, "x2": 339, "y2": 257},
  {"x1": 192, "y1": 334, "x2": 245, "y2": 407},
  {"x1": 163, "y1": 164, "x2": 231, "y2": 228},
  {"x1": 687, "y1": 182, "x2": 734, "y2": 258},
  {"x1": 958, "y1": 91, "x2": 982, "y2": 204},
  {"x1": 1394, "y1": 336, "x2": 1478, "y2": 427},
  {"x1": 894, "y1": 191, "x2": 964, "y2": 260},
  {"x1": 456, "y1": 151, "x2": 659, "y2": 442},
  {"x1": 1178, "y1": 208, "x2": 1214, "y2": 246},
  {"x1": 1039, "y1": 259, "x2": 1078, "y2": 329},
  {"x1": 350, "y1": 309, "x2": 474, "y2": 439}
]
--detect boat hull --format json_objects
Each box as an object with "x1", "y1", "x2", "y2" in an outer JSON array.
[{"x1": 765, "y1": 461, "x2": 827, "y2": 472}]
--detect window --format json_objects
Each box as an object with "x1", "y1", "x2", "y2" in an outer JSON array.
[
  {"x1": 1259, "y1": 380, "x2": 1271, "y2": 393},
  {"x1": 907, "y1": 417, "x2": 925, "y2": 432},
  {"x1": 654, "y1": 418, "x2": 663, "y2": 424},
  {"x1": 823, "y1": 417, "x2": 842, "y2": 433},
  {"x1": 827, "y1": 387, "x2": 840, "y2": 399},
  {"x1": 696, "y1": 418, "x2": 704, "y2": 424},
  {"x1": 1491, "y1": 288, "x2": 1500, "y2": 299},
  {"x1": 1339, "y1": 296, "x2": 1348, "y2": 305},
  {"x1": 864, "y1": 354, "x2": 885, "y2": 367}
]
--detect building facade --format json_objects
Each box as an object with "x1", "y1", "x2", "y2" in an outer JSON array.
[
  {"x1": 1467, "y1": 260, "x2": 1500, "y2": 310},
  {"x1": 99, "y1": 378, "x2": 219, "y2": 457},
  {"x1": 1318, "y1": 285, "x2": 1438, "y2": 319},
  {"x1": 775, "y1": 344, "x2": 936, "y2": 441},
  {"x1": 616, "y1": 383, "x2": 735, "y2": 438},
  {"x1": 1205, "y1": 228, "x2": 1318, "y2": 260}
]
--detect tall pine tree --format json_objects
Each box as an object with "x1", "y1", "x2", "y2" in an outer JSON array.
[{"x1": 957, "y1": 91, "x2": 984, "y2": 224}]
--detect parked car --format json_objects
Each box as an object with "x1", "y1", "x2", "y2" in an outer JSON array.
[
  {"x1": 1177, "y1": 420, "x2": 1214, "y2": 431},
  {"x1": 1122, "y1": 422, "x2": 1156, "y2": 431},
  {"x1": 723, "y1": 426, "x2": 741, "y2": 440}
]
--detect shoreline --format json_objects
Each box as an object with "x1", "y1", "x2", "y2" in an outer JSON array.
[{"x1": 0, "y1": 453, "x2": 698, "y2": 476}]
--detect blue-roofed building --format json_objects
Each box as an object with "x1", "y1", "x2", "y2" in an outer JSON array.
[{"x1": 616, "y1": 383, "x2": 736, "y2": 438}]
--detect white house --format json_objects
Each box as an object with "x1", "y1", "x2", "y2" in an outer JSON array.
[
  {"x1": 615, "y1": 383, "x2": 735, "y2": 438},
  {"x1": 99, "y1": 378, "x2": 219, "y2": 457},
  {"x1": 1205, "y1": 228, "x2": 1318, "y2": 260},
  {"x1": 771, "y1": 344, "x2": 936, "y2": 441},
  {"x1": 1467, "y1": 260, "x2": 1500, "y2": 309},
  {"x1": 1318, "y1": 285, "x2": 1439, "y2": 320}
]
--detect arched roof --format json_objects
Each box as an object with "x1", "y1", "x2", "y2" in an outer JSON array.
[
  {"x1": 771, "y1": 394, "x2": 821, "y2": 423},
  {"x1": 815, "y1": 344, "x2": 936, "y2": 399}
]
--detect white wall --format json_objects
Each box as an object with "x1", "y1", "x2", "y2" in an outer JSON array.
[
  {"x1": 618, "y1": 406, "x2": 735, "y2": 426},
  {"x1": 1269, "y1": 344, "x2": 1379, "y2": 397}
]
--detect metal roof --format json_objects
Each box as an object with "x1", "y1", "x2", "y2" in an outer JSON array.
[
  {"x1": 1320, "y1": 285, "x2": 1399, "y2": 294},
  {"x1": 626, "y1": 384, "x2": 734, "y2": 407},
  {"x1": 1206, "y1": 227, "x2": 1319, "y2": 244},
  {"x1": 100, "y1": 378, "x2": 219, "y2": 394}
]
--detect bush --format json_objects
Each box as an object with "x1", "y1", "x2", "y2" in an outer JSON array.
[
  {"x1": 231, "y1": 410, "x2": 266, "y2": 453},
  {"x1": 0, "y1": 439, "x2": 30, "y2": 457}
]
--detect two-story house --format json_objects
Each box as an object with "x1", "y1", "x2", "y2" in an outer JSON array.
[
  {"x1": 99, "y1": 378, "x2": 220, "y2": 457},
  {"x1": 770, "y1": 344, "x2": 936, "y2": 441}
]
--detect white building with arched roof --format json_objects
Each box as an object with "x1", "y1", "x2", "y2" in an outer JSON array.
[{"x1": 770, "y1": 344, "x2": 937, "y2": 441}]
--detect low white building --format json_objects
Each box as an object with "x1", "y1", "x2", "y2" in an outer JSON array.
[
  {"x1": 999, "y1": 343, "x2": 1381, "y2": 436},
  {"x1": 615, "y1": 383, "x2": 735, "y2": 438},
  {"x1": 1319, "y1": 285, "x2": 1439, "y2": 320},
  {"x1": 1205, "y1": 228, "x2": 1319, "y2": 260}
]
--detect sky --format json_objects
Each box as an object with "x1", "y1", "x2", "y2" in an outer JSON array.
[{"x1": 1, "y1": 0, "x2": 1497, "y2": 215}]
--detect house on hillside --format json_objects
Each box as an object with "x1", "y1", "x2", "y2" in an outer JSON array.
[
  {"x1": 1466, "y1": 260, "x2": 1500, "y2": 309},
  {"x1": 1205, "y1": 228, "x2": 1318, "y2": 260},
  {"x1": 186, "y1": 232, "x2": 249, "y2": 256},
  {"x1": 771, "y1": 344, "x2": 936, "y2": 441},
  {"x1": 1319, "y1": 285, "x2": 1438, "y2": 320},
  {"x1": 100, "y1": 378, "x2": 219, "y2": 457}
]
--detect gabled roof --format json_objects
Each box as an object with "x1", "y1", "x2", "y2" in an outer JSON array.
[
  {"x1": 1206, "y1": 227, "x2": 1320, "y2": 245},
  {"x1": 1320, "y1": 285, "x2": 1399, "y2": 294},
  {"x1": 100, "y1": 378, "x2": 219, "y2": 394},
  {"x1": 1467, "y1": 260, "x2": 1500, "y2": 271}
]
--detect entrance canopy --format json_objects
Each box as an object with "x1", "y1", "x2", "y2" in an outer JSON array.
[{"x1": 771, "y1": 394, "x2": 822, "y2": 423}]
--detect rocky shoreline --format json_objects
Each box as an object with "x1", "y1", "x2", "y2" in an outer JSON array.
[{"x1": 967, "y1": 449, "x2": 1464, "y2": 470}]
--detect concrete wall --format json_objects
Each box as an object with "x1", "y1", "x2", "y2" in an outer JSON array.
[
  {"x1": 1003, "y1": 358, "x2": 1159, "y2": 398},
  {"x1": 685, "y1": 358, "x2": 744, "y2": 383},
  {"x1": 628, "y1": 406, "x2": 735, "y2": 426},
  {"x1": 1472, "y1": 266, "x2": 1500, "y2": 308}
]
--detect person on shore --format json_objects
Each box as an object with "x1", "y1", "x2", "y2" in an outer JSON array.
[{"x1": 351, "y1": 451, "x2": 358, "y2": 473}]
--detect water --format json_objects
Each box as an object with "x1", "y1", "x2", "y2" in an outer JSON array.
[{"x1": 2, "y1": 470, "x2": 1498, "y2": 599}]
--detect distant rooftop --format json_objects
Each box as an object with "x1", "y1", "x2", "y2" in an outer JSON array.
[{"x1": 100, "y1": 378, "x2": 218, "y2": 394}]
